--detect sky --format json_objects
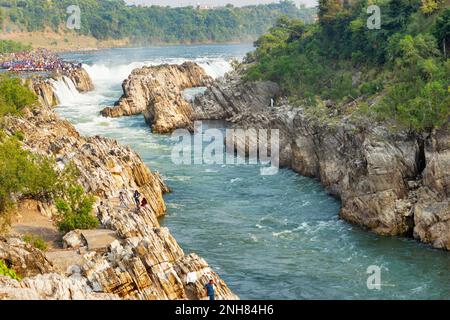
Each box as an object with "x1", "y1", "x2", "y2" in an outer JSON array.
[{"x1": 124, "y1": 0, "x2": 318, "y2": 8}]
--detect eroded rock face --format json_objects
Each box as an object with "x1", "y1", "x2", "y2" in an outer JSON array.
[
  {"x1": 413, "y1": 129, "x2": 450, "y2": 249},
  {"x1": 193, "y1": 71, "x2": 281, "y2": 121},
  {"x1": 28, "y1": 79, "x2": 57, "y2": 109},
  {"x1": 0, "y1": 74, "x2": 238, "y2": 299},
  {"x1": 4, "y1": 107, "x2": 168, "y2": 217},
  {"x1": 0, "y1": 273, "x2": 118, "y2": 300},
  {"x1": 0, "y1": 237, "x2": 54, "y2": 278},
  {"x1": 101, "y1": 62, "x2": 212, "y2": 133},
  {"x1": 193, "y1": 71, "x2": 450, "y2": 250}
]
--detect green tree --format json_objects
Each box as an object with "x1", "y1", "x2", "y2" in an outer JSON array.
[
  {"x1": 55, "y1": 185, "x2": 98, "y2": 233},
  {"x1": 246, "y1": 2, "x2": 449, "y2": 133},
  {"x1": 434, "y1": 8, "x2": 450, "y2": 56},
  {"x1": 0, "y1": 0, "x2": 316, "y2": 44},
  {"x1": 0, "y1": 74, "x2": 36, "y2": 116}
]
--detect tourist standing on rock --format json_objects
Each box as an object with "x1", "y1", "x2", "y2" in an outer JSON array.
[
  {"x1": 119, "y1": 191, "x2": 127, "y2": 208},
  {"x1": 133, "y1": 190, "x2": 141, "y2": 209},
  {"x1": 141, "y1": 197, "x2": 148, "y2": 208},
  {"x1": 98, "y1": 201, "x2": 104, "y2": 215},
  {"x1": 204, "y1": 279, "x2": 215, "y2": 301}
]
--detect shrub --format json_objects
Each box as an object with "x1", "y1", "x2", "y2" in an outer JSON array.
[
  {"x1": 0, "y1": 259, "x2": 20, "y2": 280},
  {"x1": 22, "y1": 234, "x2": 48, "y2": 251},
  {"x1": 0, "y1": 74, "x2": 37, "y2": 117},
  {"x1": 55, "y1": 185, "x2": 98, "y2": 233},
  {"x1": 0, "y1": 134, "x2": 81, "y2": 228},
  {"x1": 23, "y1": 156, "x2": 59, "y2": 202},
  {"x1": 0, "y1": 135, "x2": 37, "y2": 214}
]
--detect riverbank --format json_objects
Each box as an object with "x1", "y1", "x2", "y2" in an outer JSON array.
[
  {"x1": 91, "y1": 59, "x2": 449, "y2": 251},
  {"x1": 0, "y1": 31, "x2": 256, "y2": 54},
  {"x1": 0, "y1": 31, "x2": 131, "y2": 53},
  {"x1": 0, "y1": 68, "x2": 237, "y2": 300}
]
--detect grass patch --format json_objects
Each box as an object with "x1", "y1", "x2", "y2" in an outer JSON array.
[
  {"x1": 22, "y1": 234, "x2": 48, "y2": 251},
  {"x1": 0, "y1": 259, "x2": 20, "y2": 280}
]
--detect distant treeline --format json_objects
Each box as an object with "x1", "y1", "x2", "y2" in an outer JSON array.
[
  {"x1": 0, "y1": 0, "x2": 317, "y2": 43},
  {"x1": 0, "y1": 39, "x2": 31, "y2": 54}
]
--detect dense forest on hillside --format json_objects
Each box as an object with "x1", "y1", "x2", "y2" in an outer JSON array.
[
  {"x1": 0, "y1": 0, "x2": 316, "y2": 43},
  {"x1": 246, "y1": 0, "x2": 449, "y2": 133}
]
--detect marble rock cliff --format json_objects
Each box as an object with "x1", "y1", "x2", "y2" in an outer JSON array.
[
  {"x1": 192, "y1": 71, "x2": 450, "y2": 250},
  {"x1": 0, "y1": 74, "x2": 237, "y2": 300},
  {"x1": 101, "y1": 62, "x2": 212, "y2": 133}
]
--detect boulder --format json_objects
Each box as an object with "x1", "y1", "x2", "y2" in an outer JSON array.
[
  {"x1": 0, "y1": 237, "x2": 54, "y2": 278},
  {"x1": 101, "y1": 62, "x2": 212, "y2": 133},
  {"x1": 62, "y1": 231, "x2": 86, "y2": 249}
]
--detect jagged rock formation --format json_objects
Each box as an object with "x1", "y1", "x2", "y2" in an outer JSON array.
[
  {"x1": 193, "y1": 71, "x2": 450, "y2": 250},
  {"x1": 413, "y1": 129, "x2": 450, "y2": 249},
  {"x1": 65, "y1": 68, "x2": 94, "y2": 92},
  {"x1": 28, "y1": 79, "x2": 57, "y2": 109},
  {"x1": 193, "y1": 71, "x2": 281, "y2": 120},
  {"x1": 0, "y1": 237, "x2": 54, "y2": 277},
  {"x1": 0, "y1": 73, "x2": 237, "y2": 299},
  {"x1": 101, "y1": 62, "x2": 212, "y2": 133},
  {"x1": 0, "y1": 273, "x2": 118, "y2": 300}
]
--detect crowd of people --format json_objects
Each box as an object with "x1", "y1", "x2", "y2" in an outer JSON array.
[{"x1": 0, "y1": 48, "x2": 81, "y2": 72}]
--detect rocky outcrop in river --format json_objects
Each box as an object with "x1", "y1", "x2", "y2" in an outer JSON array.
[
  {"x1": 193, "y1": 70, "x2": 450, "y2": 250},
  {"x1": 65, "y1": 67, "x2": 94, "y2": 92},
  {"x1": 101, "y1": 62, "x2": 212, "y2": 133},
  {"x1": 0, "y1": 73, "x2": 237, "y2": 299}
]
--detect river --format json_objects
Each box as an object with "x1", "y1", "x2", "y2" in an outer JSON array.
[{"x1": 56, "y1": 44, "x2": 449, "y2": 300}]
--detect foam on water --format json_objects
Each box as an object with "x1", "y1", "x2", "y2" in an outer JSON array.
[
  {"x1": 50, "y1": 76, "x2": 84, "y2": 105},
  {"x1": 52, "y1": 54, "x2": 234, "y2": 136},
  {"x1": 82, "y1": 57, "x2": 231, "y2": 87}
]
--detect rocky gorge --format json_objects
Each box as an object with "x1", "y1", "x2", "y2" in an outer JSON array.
[
  {"x1": 0, "y1": 69, "x2": 237, "y2": 300},
  {"x1": 191, "y1": 70, "x2": 450, "y2": 251},
  {"x1": 1, "y1": 56, "x2": 448, "y2": 301}
]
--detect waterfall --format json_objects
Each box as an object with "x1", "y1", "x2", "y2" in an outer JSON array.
[
  {"x1": 50, "y1": 76, "x2": 83, "y2": 106},
  {"x1": 82, "y1": 62, "x2": 146, "y2": 89},
  {"x1": 82, "y1": 58, "x2": 233, "y2": 88},
  {"x1": 197, "y1": 59, "x2": 233, "y2": 79}
]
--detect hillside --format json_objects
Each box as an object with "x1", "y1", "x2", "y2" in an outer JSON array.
[
  {"x1": 0, "y1": 0, "x2": 317, "y2": 48},
  {"x1": 246, "y1": 0, "x2": 449, "y2": 133}
]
